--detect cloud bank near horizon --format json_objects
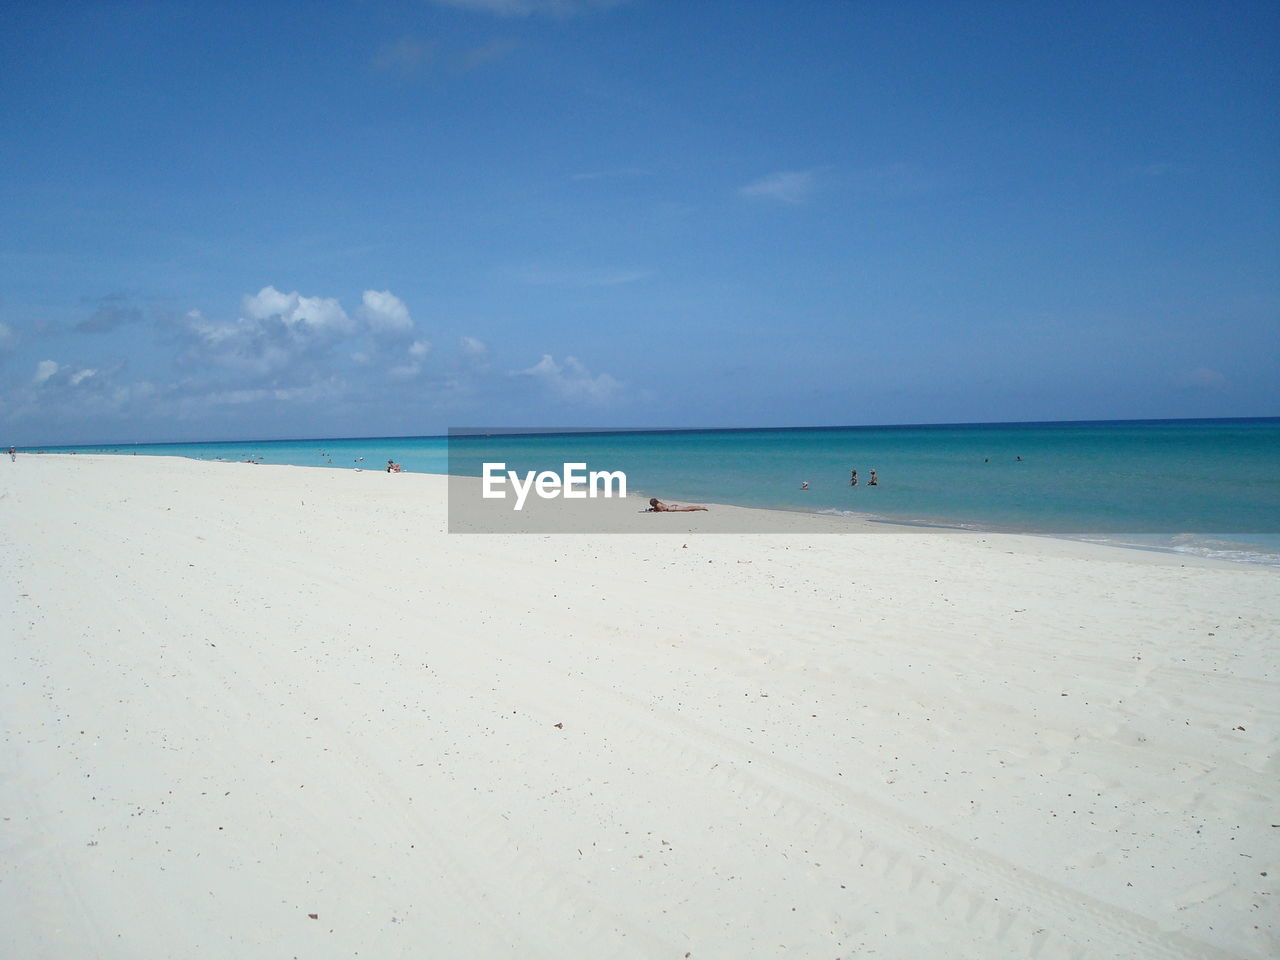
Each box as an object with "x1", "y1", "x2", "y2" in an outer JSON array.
[{"x1": 0, "y1": 285, "x2": 625, "y2": 443}]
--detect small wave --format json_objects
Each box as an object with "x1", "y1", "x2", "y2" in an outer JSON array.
[
  {"x1": 814, "y1": 507, "x2": 982, "y2": 531},
  {"x1": 1072, "y1": 534, "x2": 1280, "y2": 567},
  {"x1": 1167, "y1": 544, "x2": 1280, "y2": 567},
  {"x1": 815, "y1": 507, "x2": 875, "y2": 520}
]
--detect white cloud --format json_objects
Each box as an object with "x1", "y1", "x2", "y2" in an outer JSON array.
[
  {"x1": 388, "y1": 340, "x2": 432, "y2": 379},
  {"x1": 202, "y1": 382, "x2": 336, "y2": 407},
  {"x1": 204, "y1": 388, "x2": 271, "y2": 407},
  {"x1": 462, "y1": 38, "x2": 520, "y2": 69},
  {"x1": 241, "y1": 286, "x2": 294, "y2": 320},
  {"x1": 289, "y1": 295, "x2": 352, "y2": 336},
  {"x1": 110, "y1": 381, "x2": 157, "y2": 407},
  {"x1": 181, "y1": 309, "x2": 231, "y2": 346},
  {"x1": 241, "y1": 286, "x2": 353, "y2": 337},
  {"x1": 359, "y1": 289, "x2": 414, "y2": 336},
  {"x1": 512, "y1": 264, "x2": 650, "y2": 287},
  {"x1": 178, "y1": 287, "x2": 361, "y2": 377},
  {"x1": 459, "y1": 336, "x2": 488, "y2": 357},
  {"x1": 372, "y1": 36, "x2": 432, "y2": 76},
  {"x1": 78, "y1": 295, "x2": 143, "y2": 333},
  {"x1": 740, "y1": 169, "x2": 819, "y2": 204},
  {"x1": 517, "y1": 354, "x2": 621, "y2": 403},
  {"x1": 178, "y1": 308, "x2": 294, "y2": 375},
  {"x1": 31, "y1": 359, "x2": 103, "y2": 389}
]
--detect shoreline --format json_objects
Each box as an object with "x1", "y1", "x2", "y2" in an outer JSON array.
[
  {"x1": 23, "y1": 451, "x2": 1280, "y2": 566},
  {"x1": 17, "y1": 416, "x2": 1280, "y2": 554}
]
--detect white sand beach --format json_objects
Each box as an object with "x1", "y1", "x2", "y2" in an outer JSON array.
[{"x1": 2, "y1": 454, "x2": 1277, "y2": 959}]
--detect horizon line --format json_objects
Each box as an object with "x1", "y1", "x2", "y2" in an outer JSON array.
[{"x1": 21, "y1": 414, "x2": 1280, "y2": 450}]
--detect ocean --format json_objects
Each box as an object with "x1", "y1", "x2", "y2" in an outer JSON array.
[{"x1": 30, "y1": 418, "x2": 1280, "y2": 565}]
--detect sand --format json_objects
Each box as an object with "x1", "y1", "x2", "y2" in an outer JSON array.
[{"x1": 2, "y1": 454, "x2": 1276, "y2": 959}]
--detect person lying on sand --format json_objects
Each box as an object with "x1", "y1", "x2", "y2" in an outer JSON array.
[{"x1": 648, "y1": 498, "x2": 708, "y2": 512}]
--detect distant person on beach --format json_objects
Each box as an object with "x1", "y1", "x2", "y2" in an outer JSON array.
[
  {"x1": 387, "y1": 460, "x2": 395, "y2": 473},
  {"x1": 8, "y1": 446, "x2": 14, "y2": 462},
  {"x1": 648, "y1": 498, "x2": 708, "y2": 513},
  {"x1": 849, "y1": 469, "x2": 857, "y2": 486},
  {"x1": 869, "y1": 470, "x2": 877, "y2": 486}
]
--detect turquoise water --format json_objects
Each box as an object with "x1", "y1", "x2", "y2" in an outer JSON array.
[{"x1": 30, "y1": 418, "x2": 1280, "y2": 564}]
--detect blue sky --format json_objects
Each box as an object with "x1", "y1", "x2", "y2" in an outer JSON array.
[{"x1": 1, "y1": 0, "x2": 1276, "y2": 444}]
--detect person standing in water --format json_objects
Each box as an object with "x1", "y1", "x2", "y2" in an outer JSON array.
[
  {"x1": 849, "y1": 469, "x2": 858, "y2": 486},
  {"x1": 868, "y1": 470, "x2": 877, "y2": 486}
]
